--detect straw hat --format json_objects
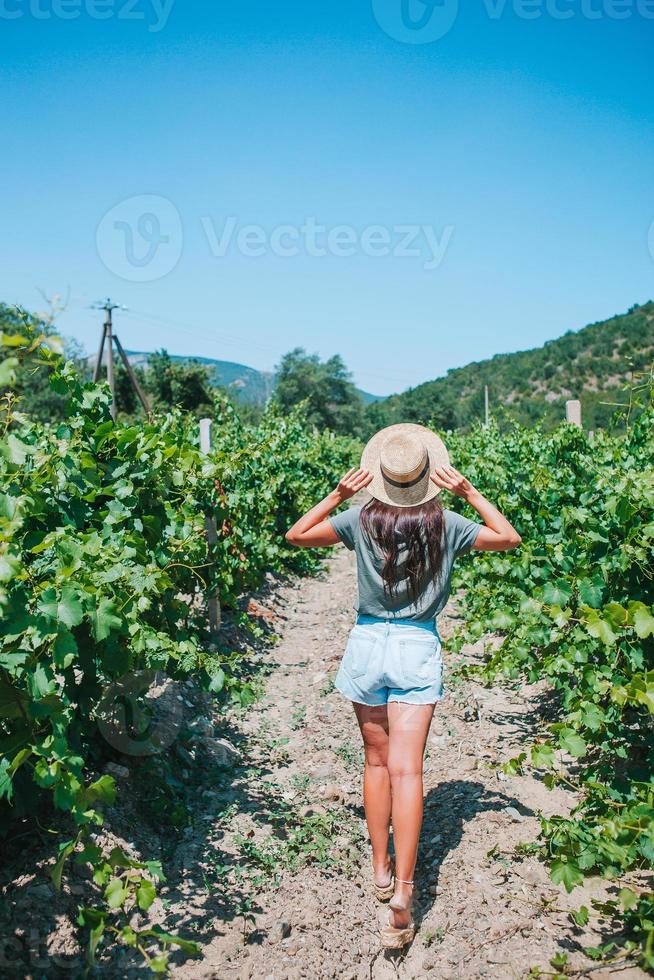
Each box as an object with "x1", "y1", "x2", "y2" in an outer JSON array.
[{"x1": 361, "y1": 423, "x2": 450, "y2": 508}]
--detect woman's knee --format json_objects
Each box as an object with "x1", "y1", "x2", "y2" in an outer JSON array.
[
  {"x1": 364, "y1": 744, "x2": 388, "y2": 768},
  {"x1": 360, "y1": 724, "x2": 389, "y2": 768},
  {"x1": 362, "y1": 729, "x2": 389, "y2": 768},
  {"x1": 387, "y1": 753, "x2": 423, "y2": 780}
]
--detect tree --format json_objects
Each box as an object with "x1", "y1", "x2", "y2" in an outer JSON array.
[
  {"x1": 113, "y1": 361, "x2": 146, "y2": 418},
  {"x1": 144, "y1": 350, "x2": 214, "y2": 416},
  {"x1": 0, "y1": 303, "x2": 85, "y2": 422},
  {"x1": 273, "y1": 348, "x2": 364, "y2": 435}
]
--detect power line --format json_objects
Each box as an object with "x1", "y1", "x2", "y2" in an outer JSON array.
[
  {"x1": 121, "y1": 309, "x2": 281, "y2": 357},
  {"x1": 121, "y1": 309, "x2": 417, "y2": 389}
]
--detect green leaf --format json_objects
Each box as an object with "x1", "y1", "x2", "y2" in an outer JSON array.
[
  {"x1": 90, "y1": 598, "x2": 123, "y2": 641},
  {"x1": 208, "y1": 667, "x2": 225, "y2": 693},
  {"x1": 9, "y1": 747, "x2": 31, "y2": 776},
  {"x1": 53, "y1": 771, "x2": 82, "y2": 810},
  {"x1": 491, "y1": 608, "x2": 515, "y2": 630},
  {"x1": 118, "y1": 925, "x2": 138, "y2": 948},
  {"x1": 0, "y1": 552, "x2": 20, "y2": 583},
  {"x1": 136, "y1": 878, "x2": 157, "y2": 911},
  {"x1": 628, "y1": 601, "x2": 654, "y2": 639},
  {"x1": 638, "y1": 833, "x2": 654, "y2": 864},
  {"x1": 58, "y1": 587, "x2": 84, "y2": 628},
  {"x1": 29, "y1": 664, "x2": 55, "y2": 699},
  {"x1": 578, "y1": 575, "x2": 604, "y2": 608},
  {"x1": 634, "y1": 685, "x2": 654, "y2": 715},
  {"x1": 581, "y1": 607, "x2": 617, "y2": 646},
  {"x1": 53, "y1": 631, "x2": 78, "y2": 669},
  {"x1": 105, "y1": 876, "x2": 129, "y2": 909},
  {"x1": 108, "y1": 846, "x2": 139, "y2": 869},
  {"x1": 88, "y1": 920, "x2": 105, "y2": 964},
  {"x1": 144, "y1": 860, "x2": 164, "y2": 881},
  {"x1": 503, "y1": 752, "x2": 526, "y2": 775},
  {"x1": 37, "y1": 587, "x2": 84, "y2": 628},
  {"x1": 542, "y1": 580, "x2": 572, "y2": 606},
  {"x1": 531, "y1": 742, "x2": 555, "y2": 769},
  {"x1": 145, "y1": 926, "x2": 200, "y2": 955},
  {"x1": 0, "y1": 356, "x2": 19, "y2": 387},
  {"x1": 52, "y1": 838, "x2": 77, "y2": 891},
  {"x1": 548, "y1": 605, "x2": 571, "y2": 627},
  {"x1": 618, "y1": 887, "x2": 637, "y2": 910},
  {"x1": 580, "y1": 703, "x2": 604, "y2": 731},
  {"x1": 571, "y1": 905, "x2": 589, "y2": 927},
  {"x1": 0, "y1": 758, "x2": 13, "y2": 802},
  {"x1": 85, "y1": 775, "x2": 116, "y2": 805},
  {"x1": 0, "y1": 434, "x2": 34, "y2": 464},
  {"x1": 558, "y1": 728, "x2": 587, "y2": 758},
  {"x1": 550, "y1": 858, "x2": 584, "y2": 893},
  {"x1": 77, "y1": 906, "x2": 106, "y2": 929},
  {"x1": 0, "y1": 332, "x2": 30, "y2": 347},
  {"x1": 603, "y1": 602, "x2": 628, "y2": 628}
]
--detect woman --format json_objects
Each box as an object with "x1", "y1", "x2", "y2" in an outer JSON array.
[{"x1": 285, "y1": 423, "x2": 521, "y2": 948}]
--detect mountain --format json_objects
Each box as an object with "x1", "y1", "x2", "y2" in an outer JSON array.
[
  {"x1": 365, "y1": 301, "x2": 654, "y2": 432},
  {"x1": 120, "y1": 350, "x2": 381, "y2": 407},
  {"x1": 123, "y1": 351, "x2": 274, "y2": 406}
]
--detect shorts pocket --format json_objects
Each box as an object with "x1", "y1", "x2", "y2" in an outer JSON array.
[
  {"x1": 344, "y1": 626, "x2": 378, "y2": 679},
  {"x1": 399, "y1": 634, "x2": 441, "y2": 684}
]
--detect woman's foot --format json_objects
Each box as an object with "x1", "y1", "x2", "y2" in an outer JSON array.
[
  {"x1": 389, "y1": 880, "x2": 414, "y2": 929},
  {"x1": 372, "y1": 855, "x2": 392, "y2": 889},
  {"x1": 380, "y1": 879, "x2": 415, "y2": 948},
  {"x1": 372, "y1": 855, "x2": 395, "y2": 901}
]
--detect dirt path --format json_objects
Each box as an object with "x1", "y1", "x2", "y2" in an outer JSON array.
[
  {"x1": 160, "y1": 547, "x2": 646, "y2": 980},
  {"x1": 3, "y1": 545, "x2": 647, "y2": 978}
]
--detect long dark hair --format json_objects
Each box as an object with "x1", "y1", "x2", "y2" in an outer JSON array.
[{"x1": 359, "y1": 497, "x2": 445, "y2": 602}]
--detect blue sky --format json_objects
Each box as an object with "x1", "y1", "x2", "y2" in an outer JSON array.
[{"x1": 2, "y1": 0, "x2": 653, "y2": 395}]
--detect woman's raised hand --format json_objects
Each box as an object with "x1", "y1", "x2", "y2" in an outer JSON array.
[
  {"x1": 430, "y1": 464, "x2": 476, "y2": 501},
  {"x1": 336, "y1": 467, "x2": 373, "y2": 501}
]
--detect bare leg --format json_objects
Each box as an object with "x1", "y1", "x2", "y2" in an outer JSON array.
[
  {"x1": 386, "y1": 701, "x2": 435, "y2": 926},
  {"x1": 353, "y1": 702, "x2": 391, "y2": 884}
]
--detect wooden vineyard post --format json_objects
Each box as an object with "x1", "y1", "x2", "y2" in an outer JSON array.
[
  {"x1": 199, "y1": 418, "x2": 221, "y2": 634},
  {"x1": 565, "y1": 399, "x2": 582, "y2": 428}
]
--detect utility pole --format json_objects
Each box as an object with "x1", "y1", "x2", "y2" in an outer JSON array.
[
  {"x1": 92, "y1": 299, "x2": 151, "y2": 420},
  {"x1": 93, "y1": 299, "x2": 119, "y2": 419},
  {"x1": 484, "y1": 385, "x2": 490, "y2": 427}
]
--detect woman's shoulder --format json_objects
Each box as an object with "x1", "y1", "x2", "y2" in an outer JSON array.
[
  {"x1": 328, "y1": 504, "x2": 362, "y2": 550},
  {"x1": 442, "y1": 507, "x2": 477, "y2": 529},
  {"x1": 442, "y1": 507, "x2": 482, "y2": 554}
]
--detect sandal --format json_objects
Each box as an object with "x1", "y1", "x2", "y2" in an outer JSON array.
[
  {"x1": 372, "y1": 856, "x2": 395, "y2": 902},
  {"x1": 380, "y1": 879, "x2": 416, "y2": 949}
]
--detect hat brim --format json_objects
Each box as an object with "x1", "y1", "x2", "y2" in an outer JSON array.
[{"x1": 361, "y1": 423, "x2": 450, "y2": 508}]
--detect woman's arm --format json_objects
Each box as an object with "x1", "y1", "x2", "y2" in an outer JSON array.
[
  {"x1": 431, "y1": 465, "x2": 521, "y2": 552},
  {"x1": 285, "y1": 468, "x2": 373, "y2": 548}
]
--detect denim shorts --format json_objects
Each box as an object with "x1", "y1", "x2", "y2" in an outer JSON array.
[{"x1": 334, "y1": 615, "x2": 444, "y2": 707}]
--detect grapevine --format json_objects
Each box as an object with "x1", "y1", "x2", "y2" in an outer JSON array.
[
  {"x1": 0, "y1": 331, "x2": 358, "y2": 972},
  {"x1": 448, "y1": 405, "x2": 654, "y2": 970},
  {"x1": 2, "y1": 318, "x2": 653, "y2": 972}
]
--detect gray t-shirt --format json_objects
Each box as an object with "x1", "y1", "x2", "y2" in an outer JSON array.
[{"x1": 328, "y1": 506, "x2": 481, "y2": 623}]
